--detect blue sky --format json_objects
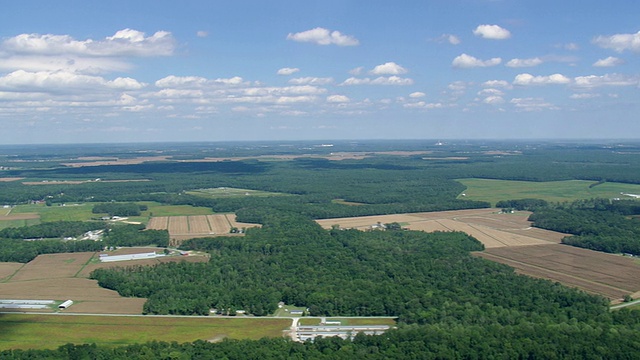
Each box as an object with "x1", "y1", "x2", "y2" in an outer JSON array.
[{"x1": 0, "y1": 0, "x2": 639, "y2": 144}]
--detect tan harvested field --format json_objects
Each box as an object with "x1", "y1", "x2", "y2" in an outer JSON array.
[
  {"x1": 0, "y1": 213, "x2": 40, "y2": 221},
  {"x1": 147, "y1": 214, "x2": 260, "y2": 243},
  {"x1": 0, "y1": 262, "x2": 23, "y2": 281},
  {"x1": 0, "y1": 177, "x2": 23, "y2": 182},
  {"x1": 207, "y1": 214, "x2": 232, "y2": 234},
  {"x1": 0, "y1": 248, "x2": 209, "y2": 314},
  {"x1": 316, "y1": 208, "x2": 559, "y2": 248},
  {"x1": 9, "y1": 252, "x2": 94, "y2": 282},
  {"x1": 476, "y1": 245, "x2": 640, "y2": 299},
  {"x1": 189, "y1": 215, "x2": 212, "y2": 233},
  {"x1": 146, "y1": 216, "x2": 168, "y2": 229},
  {"x1": 169, "y1": 216, "x2": 189, "y2": 234}
]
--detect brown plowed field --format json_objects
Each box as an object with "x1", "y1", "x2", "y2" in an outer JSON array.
[
  {"x1": 476, "y1": 245, "x2": 640, "y2": 299},
  {"x1": 9, "y1": 252, "x2": 94, "y2": 281},
  {"x1": 226, "y1": 214, "x2": 261, "y2": 230},
  {"x1": 0, "y1": 262, "x2": 23, "y2": 281}
]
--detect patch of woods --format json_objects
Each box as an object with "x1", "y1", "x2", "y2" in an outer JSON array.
[
  {"x1": 527, "y1": 198, "x2": 640, "y2": 255},
  {"x1": 91, "y1": 214, "x2": 606, "y2": 321}
]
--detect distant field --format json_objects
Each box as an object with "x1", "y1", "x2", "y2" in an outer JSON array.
[
  {"x1": 0, "y1": 314, "x2": 291, "y2": 350},
  {"x1": 138, "y1": 202, "x2": 215, "y2": 218},
  {"x1": 475, "y1": 245, "x2": 640, "y2": 300},
  {"x1": 186, "y1": 187, "x2": 287, "y2": 198},
  {"x1": 457, "y1": 179, "x2": 640, "y2": 205},
  {"x1": 147, "y1": 214, "x2": 261, "y2": 244},
  {"x1": 9, "y1": 203, "x2": 95, "y2": 222}
]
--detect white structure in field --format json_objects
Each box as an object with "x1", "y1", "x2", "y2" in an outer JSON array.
[
  {"x1": 0, "y1": 299, "x2": 55, "y2": 309},
  {"x1": 58, "y1": 300, "x2": 74, "y2": 309},
  {"x1": 100, "y1": 252, "x2": 163, "y2": 262}
]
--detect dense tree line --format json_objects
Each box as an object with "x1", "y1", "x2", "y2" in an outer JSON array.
[
  {"x1": 528, "y1": 199, "x2": 640, "y2": 255},
  {"x1": 0, "y1": 238, "x2": 103, "y2": 263},
  {"x1": 0, "y1": 221, "x2": 104, "y2": 239},
  {"x1": 92, "y1": 202, "x2": 147, "y2": 217},
  {"x1": 103, "y1": 224, "x2": 169, "y2": 248},
  {"x1": 495, "y1": 198, "x2": 548, "y2": 211}
]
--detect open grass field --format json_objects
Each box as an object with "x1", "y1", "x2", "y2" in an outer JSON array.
[
  {"x1": 9, "y1": 203, "x2": 95, "y2": 222},
  {"x1": 475, "y1": 244, "x2": 640, "y2": 300},
  {"x1": 456, "y1": 179, "x2": 640, "y2": 205},
  {"x1": 186, "y1": 187, "x2": 287, "y2": 198},
  {"x1": 0, "y1": 314, "x2": 291, "y2": 350}
]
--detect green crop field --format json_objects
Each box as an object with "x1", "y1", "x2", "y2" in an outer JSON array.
[
  {"x1": 10, "y1": 203, "x2": 96, "y2": 222},
  {"x1": 186, "y1": 187, "x2": 286, "y2": 199},
  {"x1": 0, "y1": 218, "x2": 40, "y2": 230},
  {"x1": 456, "y1": 179, "x2": 640, "y2": 206},
  {"x1": 0, "y1": 314, "x2": 291, "y2": 350},
  {"x1": 138, "y1": 201, "x2": 215, "y2": 217}
]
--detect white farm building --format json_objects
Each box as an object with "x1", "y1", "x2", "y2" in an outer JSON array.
[{"x1": 99, "y1": 252, "x2": 163, "y2": 262}]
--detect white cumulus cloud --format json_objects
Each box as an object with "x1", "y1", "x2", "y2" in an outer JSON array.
[
  {"x1": 3, "y1": 29, "x2": 175, "y2": 57},
  {"x1": 593, "y1": 31, "x2": 640, "y2": 52},
  {"x1": 326, "y1": 95, "x2": 350, "y2": 103},
  {"x1": 506, "y1": 57, "x2": 543, "y2": 68},
  {"x1": 286, "y1": 27, "x2": 359, "y2": 46},
  {"x1": 340, "y1": 76, "x2": 413, "y2": 86},
  {"x1": 288, "y1": 77, "x2": 333, "y2": 85},
  {"x1": 593, "y1": 56, "x2": 624, "y2": 67},
  {"x1": 473, "y1": 25, "x2": 511, "y2": 40},
  {"x1": 573, "y1": 74, "x2": 639, "y2": 88},
  {"x1": 409, "y1": 92, "x2": 426, "y2": 98},
  {"x1": 513, "y1": 73, "x2": 571, "y2": 86},
  {"x1": 452, "y1": 54, "x2": 502, "y2": 68},
  {"x1": 370, "y1": 62, "x2": 408, "y2": 75},
  {"x1": 277, "y1": 67, "x2": 300, "y2": 75}
]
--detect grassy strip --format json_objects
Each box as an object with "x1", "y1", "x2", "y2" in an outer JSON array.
[
  {"x1": 0, "y1": 314, "x2": 291, "y2": 350},
  {"x1": 186, "y1": 187, "x2": 286, "y2": 199},
  {"x1": 456, "y1": 179, "x2": 640, "y2": 205}
]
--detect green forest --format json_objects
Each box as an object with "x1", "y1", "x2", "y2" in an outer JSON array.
[{"x1": 2, "y1": 140, "x2": 640, "y2": 358}]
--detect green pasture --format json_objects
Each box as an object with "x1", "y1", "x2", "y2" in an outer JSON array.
[
  {"x1": 0, "y1": 218, "x2": 39, "y2": 230},
  {"x1": 138, "y1": 201, "x2": 214, "y2": 217},
  {"x1": 10, "y1": 203, "x2": 95, "y2": 222},
  {"x1": 186, "y1": 187, "x2": 286, "y2": 199},
  {"x1": 0, "y1": 314, "x2": 291, "y2": 350},
  {"x1": 457, "y1": 179, "x2": 640, "y2": 206}
]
